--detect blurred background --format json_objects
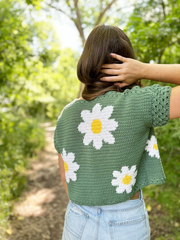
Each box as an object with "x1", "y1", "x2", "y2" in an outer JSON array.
[{"x1": 0, "y1": 0, "x2": 180, "y2": 239}]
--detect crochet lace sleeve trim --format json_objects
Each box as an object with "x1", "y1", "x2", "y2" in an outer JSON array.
[{"x1": 151, "y1": 85, "x2": 171, "y2": 127}]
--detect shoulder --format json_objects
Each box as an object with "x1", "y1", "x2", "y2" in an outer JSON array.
[
  {"x1": 126, "y1": 84, "x2": 170, "y2": 94},
  {"x1": 122, "y1": 84, "x2": 172, "y2": 99},
  {"x1": 57, "y1": 99, "x2": 78, "y2": 121},
  {"x1": 143, "y1": 84, "x2": 171, "y2": 93}
]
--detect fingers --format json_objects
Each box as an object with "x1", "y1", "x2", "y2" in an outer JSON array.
[
  {"x1": 110, "y1": 53, "x2": 125, "y2": 62},
  {"x1": 100, "y1": 69, "x2": 120, "y2": 75},
  {"x1": 114, "y1": 82, "x2": 128, "y2": 88},
  {"x1": 101, "y1": 63, "x2": 123, "y2": 69},
  {"x1": 101, "y1": 54, "x2": 126, "y2": 68},
  {"x1": 100, "y1": 75, "x2": 124, "y2": 82},
  {"x1": 100, "y1": 54, "x2": 127, "y2": 83}
]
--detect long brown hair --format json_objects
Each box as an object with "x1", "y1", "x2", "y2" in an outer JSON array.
[{"x1": 77, "y1": 25, "x2": 141, "y2": 100}]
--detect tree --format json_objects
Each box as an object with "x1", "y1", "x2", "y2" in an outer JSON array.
[
  {"x1": 26, "y1": 0, "x2": 137, "y2": 46},
  {"x1": 124, "y1": 1, "x2": 180, "y2": 230},
  {"x1": 26, "y1": 0, "x2": 137, "y2": 95},
  {"x1": 0, "y1": 0, "x2": 80, "y2": 231},
  {"x1": 0, "y1": 0, "x2": 80, "y2": 118},
  {"x1": 125, "y1": 0, "x2": 180, "y2": 63}
]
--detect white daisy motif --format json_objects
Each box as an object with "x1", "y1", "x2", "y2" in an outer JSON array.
[
  {"x1": 78, "y1": 103, "x2": 118, "y2": 150},
  {"x1": 111, "y1": 165, "x2": 137, "y2": 194},
  {"x1": 61, "y1": 148, "x2": 80, "y2": 183},
  {"x1": 145, "y1": 135, "x2": 160, "y2": 159}
]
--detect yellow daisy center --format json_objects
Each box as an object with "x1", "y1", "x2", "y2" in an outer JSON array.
[
  {"x1": 122, "y1": 174, "x2": 132, "y2": 185},
  {"x1": 153, "y1": 144, "x2": 158, "y2": 150},
  {"x1": 64, "y1": 162, "x2": 69, "y2": 173},
  {"x1": 91, "y1": 119, "x2": 102, "y2": 134}
]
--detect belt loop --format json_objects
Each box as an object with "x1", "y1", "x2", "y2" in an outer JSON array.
[{"x1": 139, "y1": 189, "x2": 143, "y2": 200}]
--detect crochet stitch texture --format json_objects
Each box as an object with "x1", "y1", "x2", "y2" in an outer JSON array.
[{"x1": 54, "y1": 84, "x2": 171, "y2": 206}]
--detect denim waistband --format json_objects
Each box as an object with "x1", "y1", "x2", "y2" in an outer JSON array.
[{"x1": 70, "y1": 189, "x2": 143, "y2": 212}]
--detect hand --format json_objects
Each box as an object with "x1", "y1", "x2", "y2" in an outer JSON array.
[{"x1": 100, "y1": 53, "x2": 144, "y2": 88}]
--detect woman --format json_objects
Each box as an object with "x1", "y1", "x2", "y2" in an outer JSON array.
[{"x1": 54, "y1": 25, "x2": 180, "y2": 240}]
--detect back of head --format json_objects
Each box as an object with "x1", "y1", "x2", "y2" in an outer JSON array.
[{"x1": 77, "y1": 25, "x2": 140, "y2": 100}]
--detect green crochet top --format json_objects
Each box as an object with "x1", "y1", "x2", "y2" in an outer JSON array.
[{"x1": 54, "y1": 84, "x2": 171, "y2": 206}]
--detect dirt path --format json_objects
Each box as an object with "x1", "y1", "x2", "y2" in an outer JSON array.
[{"x1": 10, "y1": 126, "x2": 68, "y2": 240}]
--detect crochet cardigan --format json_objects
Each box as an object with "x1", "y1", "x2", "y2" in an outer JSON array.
[{"x1": 54, "y1": 84, "x2": 171, "y2": 206}]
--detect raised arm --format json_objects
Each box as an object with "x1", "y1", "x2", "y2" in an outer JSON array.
[{"x1": 100, "y1": 53, "x2": 180, "y2": 120}]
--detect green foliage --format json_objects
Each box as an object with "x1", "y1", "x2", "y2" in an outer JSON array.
[
  {"x1": 0, "y1": 0, "x2": 79, "y2": 233},
  {"x1": 0, "y1": 0, "x2": 79, "y2": 119},
  {"x1": 0, "y1": 112, "x2": 45, "y2": 229},
  {"x1": 144, "y1": 119, "x2": 180, "y2": 222},
  {"x1": 46, "y1": 49, "x2": 80, "y2": 120},
  {"x1": 125, "y1": 0, "x2": 180, "y2": 63},
  {"x1": 155, "y1": 119, "x2": 180, "y2": 218},
  {"x1": 26, "y1": 0, "x2": 123, "y2": 29},
  {"x1": 126, "y1": 1, "x2": 180, "y2": 237}
]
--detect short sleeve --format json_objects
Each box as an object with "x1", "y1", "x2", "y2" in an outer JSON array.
[
  {"x1": 150, "y1": 84, "x2": 171, "y2": 127},
  {"x1": 54, "y1": 127, "x2": 61, "y2": 154},
  {"x1": 53, "y1": 99, "x2": 78, "y2": 154},
  {"x1": 54, "y1": 112, "x2": 63, "y2": 154}
]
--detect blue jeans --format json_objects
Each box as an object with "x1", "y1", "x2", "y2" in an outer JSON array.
[{"x1": 62, "y1": 190, "x2": 151, "y2": 240}]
